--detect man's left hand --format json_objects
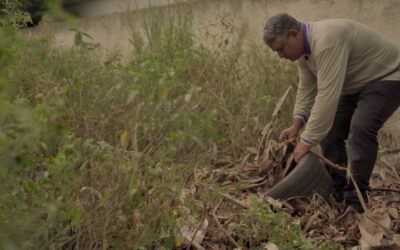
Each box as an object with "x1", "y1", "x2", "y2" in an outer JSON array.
[{"x1": 294, "y1": 142, "x2": 311, "y2": 163}]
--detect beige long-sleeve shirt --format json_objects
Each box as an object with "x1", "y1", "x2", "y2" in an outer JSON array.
[{"x1": 294, "y1": 19, "x2": 400, "y2": 145}]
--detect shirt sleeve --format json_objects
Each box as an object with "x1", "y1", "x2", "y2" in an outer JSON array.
[
  {"x1": 293, "y1": 58, "x2": 317, "y2": 122},
  {"x1": 300, "y1": 42, "x2": 350, "y2": 145}
]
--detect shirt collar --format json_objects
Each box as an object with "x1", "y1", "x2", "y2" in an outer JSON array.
[{"x1": 303, "y1": 23, "x2": 311, "y2": 55}]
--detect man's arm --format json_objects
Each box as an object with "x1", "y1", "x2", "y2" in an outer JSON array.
[
  {"x1": 293, "y1": 59, "x2": 318, "y2": 124},
  {"x1": 282, "y1": 59, "x2": 317, "y2": 142},
  {"x1": 300, "y1": 42, "x2": 350, "y2": 145},
  {"x1": 294, "y1": 43, "x2": 350, "y2": 162}
]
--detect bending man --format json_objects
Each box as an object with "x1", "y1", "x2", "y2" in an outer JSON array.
[{"x1": 263, "y1": 13, "x2": 400, "y2": 212}]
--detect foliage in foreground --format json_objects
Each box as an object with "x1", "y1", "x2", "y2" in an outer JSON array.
[{"x1": 0, "y1": 5, "x2": 336, "y2": 250}]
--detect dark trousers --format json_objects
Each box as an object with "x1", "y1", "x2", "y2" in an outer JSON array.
[{"x1": 321, "y1": 81, "x2": 400, "y2": 202}]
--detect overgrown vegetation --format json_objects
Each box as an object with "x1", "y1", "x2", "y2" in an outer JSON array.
[{"x1": 0, "y1": 2, "x2": 336, "y2": 249}]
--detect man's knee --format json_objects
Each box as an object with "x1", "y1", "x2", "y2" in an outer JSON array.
[{"x1": 349, "y1": 119, "x2": 378, "y2": 141}]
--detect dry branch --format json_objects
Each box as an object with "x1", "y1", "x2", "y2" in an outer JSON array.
[
  {"x1": 219, "y1": 192, "x2": 249, "y2": 209},
  {"x1": 256, "y1": 86, "x2": 292, "y2": 161},
  {"x1": 211, "y1": 200, "x2": 241, "y2": 248}
]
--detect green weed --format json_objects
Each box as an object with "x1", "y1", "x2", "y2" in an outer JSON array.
[{"x1": 238, "y1": 198, "x2": 314, "y2": 249}]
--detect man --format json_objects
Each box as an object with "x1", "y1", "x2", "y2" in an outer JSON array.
[{"x1": 263, "y1": 13, "x2": 400, "y2": 212}]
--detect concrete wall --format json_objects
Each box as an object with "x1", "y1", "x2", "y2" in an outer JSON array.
[
  {"x1": 32, "y1": 0, "x2": 400, "y2": 50},
  {"x1": 65, "y1": 0, "x2": 198, "y2": 17}
]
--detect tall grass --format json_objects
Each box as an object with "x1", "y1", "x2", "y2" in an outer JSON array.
[{"x1": 0, "y1": 3, "x2": 306, "y2": 249}]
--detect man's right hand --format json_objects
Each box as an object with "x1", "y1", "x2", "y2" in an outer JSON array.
[
  {"x1": 280, "y1": 125, "x2": 300, "y2": 140},
  {"x1": 280, "y1": 117, "x2": 305, "y2": 141}
]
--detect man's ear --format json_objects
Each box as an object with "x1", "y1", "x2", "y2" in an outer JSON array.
[{"x1": 287, "y1": 29, "x2": 299, "y2": 38}]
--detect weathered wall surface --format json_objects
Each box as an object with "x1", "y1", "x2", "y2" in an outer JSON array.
[
  {"x1": 32, "y1": 0, "x2": 400, "y2": 52},
  {"x1": 30, "y1": 0, "x2": 400, "y2": 149}
]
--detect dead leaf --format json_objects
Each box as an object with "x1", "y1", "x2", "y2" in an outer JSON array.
[
  {"x1": 119, "y1": 131, "x2": 128, "y2": 148},
  {"x1": 388, "y1": 207, "x2": 399, "y2": 219},
  {"x1": 359, "y1": 224, "x2": 383, "y2": 247},
  {"x1": 263, "y1": 242, "x2": 279, "y2": 250},
  {"x1": 246, "y1": 147, "x2": 258, "y2": 154},
  {"x1": 371, "y1": 209, "x2": 391, "y2": 228},
  {"x1": 393, "y1": 234, "x2": 400, "y2": 247},
  {"x1": 264, "y1": 196, "x2": 283, "y2": 209},
  {"x1": 130, "y1": 209, "x2": 141, "y2": 227},
  {"x1": 358, "y1": 211, "x2": 391, "y2": 247},
  {"x1": 178, "y1": 217, "x2": 209, "y2": 246}
]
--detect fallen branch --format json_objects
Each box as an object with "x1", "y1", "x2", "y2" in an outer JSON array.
[
  {"x1": 256, "y1": 86, "x2": 292, "y2": 161},
  {"x1": 335, "y1": 206, "x2": 355, "y2": 222},
  {"x1": 183, "y1": 235, "x2": 205, "y2": 250},
  {"x1": 187, "y1": 216, "x2": 207, "y2": 250},
  {"x1": 303, "y1": 211, "x2": 321, "y2": 233},
  {"x1": 211, "y1": 199, "x2": 241, "y2": 248},
  {"x1": 219, "y1": 192, "x2": 249, "y2": 209},
  {"x1": 348, "y1": 171, "x2": 369, "y2": 213},
  {"x1": 311, "y1": 152, "x2": 347, "y2": 172},
  {"x1": 242, "y1": 178, "x2": 269, "y2": 190}
]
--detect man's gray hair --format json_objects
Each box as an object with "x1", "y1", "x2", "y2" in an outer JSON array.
[{"x1": 263, "y1": 13, "x2": 302, "y2": 45}]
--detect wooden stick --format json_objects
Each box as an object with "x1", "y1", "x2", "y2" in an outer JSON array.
[
  {"x1": 242, "y1": 178, "x2": 269, "y2": 190},
  {"x1": 311, "y1": 152, "x2": 347, "y2": 172},
  {"x1": 183, "y1": 235, "x2": 205, "y2": 250},
  {"x1": 211, "y1": 199, "x2": 241, "y2": 248},
  {"x1": 219, "y1": 192, "x2": 250, "y2": 209},
  {"x1": 257, "y1": 86, "x2": 293, "y2": 161},
  {"x1": 348, "y1": 172, "x2": 369, "y2": 213},
  {"x1": 187, "y1": 217, "x2": 207, "y2": 250},
  {"x1": 303, "y1": 211, "x2": 320, "y2": 233}
]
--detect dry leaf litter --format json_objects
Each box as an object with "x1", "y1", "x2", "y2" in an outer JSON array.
[{"x1": 177, "y1": 87, "x2": 400, "y2": 250}]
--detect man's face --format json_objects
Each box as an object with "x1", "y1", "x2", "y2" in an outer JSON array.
[{"x1": 268, "y1": 30, "x2": 304, "y2": 61}]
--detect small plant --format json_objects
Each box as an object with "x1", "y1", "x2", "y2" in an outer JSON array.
[{"x1": 238, "y1": 198, "x2": 315, "y2": 249}]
